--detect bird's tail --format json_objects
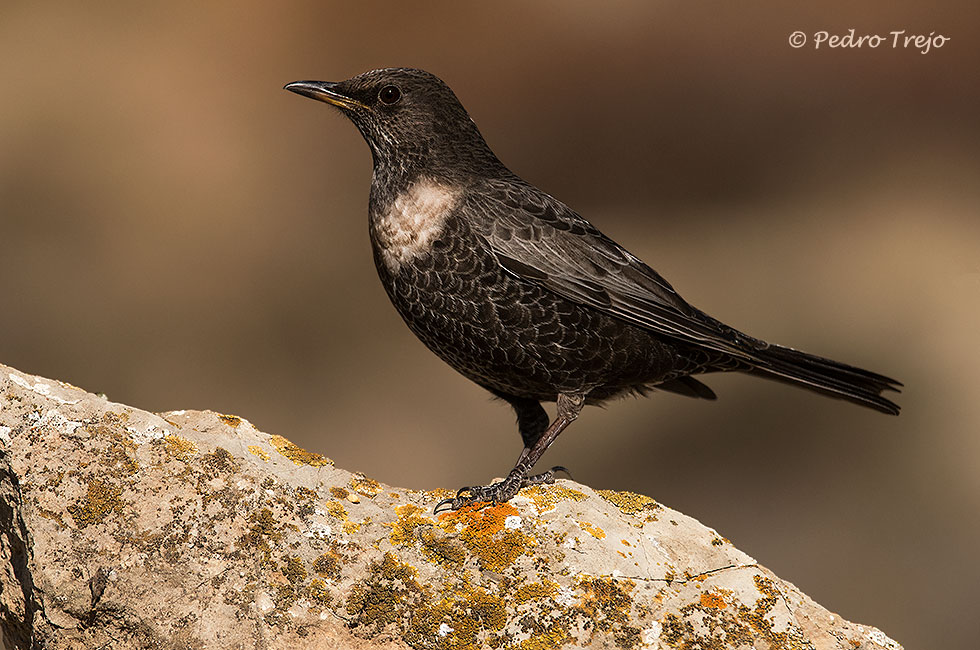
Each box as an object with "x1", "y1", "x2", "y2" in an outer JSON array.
[{"x1": 747, "y1": 343, "x2": 902, "y2": 415}]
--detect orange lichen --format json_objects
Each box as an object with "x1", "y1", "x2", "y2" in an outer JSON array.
[
  {"x1": 663, "y1": 573, "x2": 809, "y2": 649},
  {"x1": 217, "y1": 413, "x2": 243, "y2": 427},
  {"x1": 700, "y1": 590, "x2": 728, "y2": 609},
  {"x1": 439, "y1": 502, "x2": 534, "y2": 572}
]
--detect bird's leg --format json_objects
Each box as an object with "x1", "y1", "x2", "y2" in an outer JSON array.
[
  {"x1": 505, "y1": 396, "x2": 572, "y2": 486},
  {"x1": 435, "y1": 393, "x2": 585, "y2": 512}
]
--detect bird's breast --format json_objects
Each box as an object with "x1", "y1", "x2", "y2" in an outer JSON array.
[{"x1": 370, "y1": 178, "x2": 460, "y2": 274}]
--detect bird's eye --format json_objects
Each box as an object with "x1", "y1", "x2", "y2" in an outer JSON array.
[{"x1": 378, "y1": 85, "x2": 401, "y2": 105}]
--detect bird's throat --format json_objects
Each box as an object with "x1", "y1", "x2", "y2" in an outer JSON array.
[{"x1": 369, "y1": 178, "x2": 460, "y2": 274}]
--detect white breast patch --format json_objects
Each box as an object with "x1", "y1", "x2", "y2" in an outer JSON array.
[{"x1": 374, "y1": 178, "x2": 459, "y2": 273}]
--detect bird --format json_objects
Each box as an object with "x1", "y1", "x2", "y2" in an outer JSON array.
[{"x1": 284, "y1": 68, "x2": 901, "y2": 512}]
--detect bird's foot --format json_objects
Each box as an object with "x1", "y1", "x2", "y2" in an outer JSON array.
[{"x1": 433, "y1": 466, "x2": 570, "y2": 513}]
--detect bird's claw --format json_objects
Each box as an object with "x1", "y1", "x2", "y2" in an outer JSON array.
[
  {"x1": 432, "y1": 466, "x2": 572, "y2": 513},
  {"x1": 525, "y1": 465, "x2": 573, "y2": 484},
  {"x1": 433, "y1": 476, "x2": 521, "y2": 513}
]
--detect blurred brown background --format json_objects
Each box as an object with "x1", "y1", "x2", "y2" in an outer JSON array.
[{"x1": 2, "y1": 2, "x2": 978, "y2": 648}]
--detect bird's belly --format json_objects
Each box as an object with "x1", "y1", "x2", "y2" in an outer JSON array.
[{"x1": 376, "y1": 244, "x2": 677, "y2": 401}]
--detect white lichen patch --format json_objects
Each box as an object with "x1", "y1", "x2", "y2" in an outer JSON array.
[
  {"x1": 555, "y1": 586, "x2": 576, "y2": 607},
  {"x1": 287, "y1": 600, "x2": 309, "y2": 619},
  {"x1": 373, "y1": 178, "x2": 459, "y2": 272},
  {"x1": 32, "y1": 410, "x2": 83, "y2": 436},
  {"x1": 509, "y1": 494, "x2": 535, "y2": 513},
  {"x1": 9, "y1": 373, "x2": 79, "y2": 404},
  {"x1": 255, "y1": 590, "x2": 275, "y2": 613},
  {"x1": 504, "y1": 515, "x2": 523, "y2": 530},
  {"x1": 126, "y1": 424, "x2": 168, "y2": 445},
  {"x1": 642, "y1": 620, "x2": 663, "y2": 647},
  {"x1": 0, "y1": 425, "x2": 11, "y2": 447},
  {"x1": 305, "y1": 522, "x2": 333, "y2": 540}
]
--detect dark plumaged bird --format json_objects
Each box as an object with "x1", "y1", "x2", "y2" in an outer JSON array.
[{"x1": 284, "y1": 68, "x2": 901, "y2": 512}]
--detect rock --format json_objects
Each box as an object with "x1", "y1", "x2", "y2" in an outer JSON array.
[{"x1": 0, "y1": 362, "x2": 903, "y2": 650}]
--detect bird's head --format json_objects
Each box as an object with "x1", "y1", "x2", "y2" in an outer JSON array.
[{"x1": 285, "y1": 68, "x2": 503, "y2": 180}]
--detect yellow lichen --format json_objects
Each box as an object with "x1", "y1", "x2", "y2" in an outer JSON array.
[
  {"x1": 523, "y1": 484, "x2": 588, "y2": 512},
  {"x1": 418, "y1": 528, "x2": 466, "y2": 566},
  {"x1": 578, "y1": 521, "x2": 606, "y2": 539},
  {"x1": 513, "y1": 580, "x2": 558, "y2": 605},
  {"x1": 518, "y1": 626, "x2": 572, "y2": 650},
  {"x1": 388, "y1": 503, "x2": 433, "y2": 546},
  {"x1": 163, "y1": 434, "x2": 198, "y2": 460},
  {"x1": 343, "y1": 520, "x2": 362, "y2": 534},
  {"x1": 247, "y1": 445, "x2": 269, "y2": 461},
  {"x1": 330, "y1": 486, "x2": 350, "y2": 500},
  {"x1": 67, "y1": 480, "x2": 124, "y2": 527},
  {"x1": 36, "y1": 506, "x2": 66, "y2": 528},
  {"x1": 307, "y1": 578, "x2": 332, "y2": 608},
  {"x1": 406, "y1": 578, "x2": 507, "y2": 648},
  {"x1": 295, "y1": 486, "x2": 318, "y2": 501},
  {"x1": 236, "y1": 507, "x2": 282, "y2": 562},
  {"x1": 202, "y1": 447, "x2": 239, "y2": 474},
  {"x1": 345, "y1": 552, "x2": 422, "y2": 631},
  {"x1": 87, "y1": 424, "x2": 140, "y2": 474},
  {"x1": 313, "y1": 552, "x2": 339, "y2": 578},
  {"x1": 595, "y1": 489, "x2": 660, "y2": 517},
  {"x1": 281, "y1": 555, "x2": 308, "y2": 584},
  {"x1": 324, "y1": 499, "x2": 348, "y2": 521},
  {"x1": 217, "y1": 413, "x2": 243, "y2": 427},
  {"x1": 268, "y1": 434, "x2": 333, "y2": 467},
  {"x1": 350, "y1": 473, "x2": 383, "y2": 497},
  {"x1": 572, "y1": 576, "x2": 639, "y2": 646},
  {"x1": 424, "y1": 487, "x2": 455, "y2": 501},
  {"x1": 662, "y1": 573, "x2": 809, "y2": 649}
]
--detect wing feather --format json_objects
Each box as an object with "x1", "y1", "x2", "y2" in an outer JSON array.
[{"x1": 469, "y1": 179, "x2": 760, "y2": 359}]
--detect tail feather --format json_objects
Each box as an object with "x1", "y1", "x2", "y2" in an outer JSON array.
[{"x1": 747, "y1": 343, "x2": 902, "y2": 415}]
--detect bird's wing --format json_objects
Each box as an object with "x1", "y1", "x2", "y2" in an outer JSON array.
[{"x1": 470, "y1": 179, "x2": 762, "y2": 359}]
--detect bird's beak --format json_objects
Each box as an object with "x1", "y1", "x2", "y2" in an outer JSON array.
[{"x1": 284, "y1": 80, "x2": 367, "y2": 111}]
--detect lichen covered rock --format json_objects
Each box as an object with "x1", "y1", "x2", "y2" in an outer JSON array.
[{"x1": 0, "y1": 363, "x2": 903, "y2": 649}]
